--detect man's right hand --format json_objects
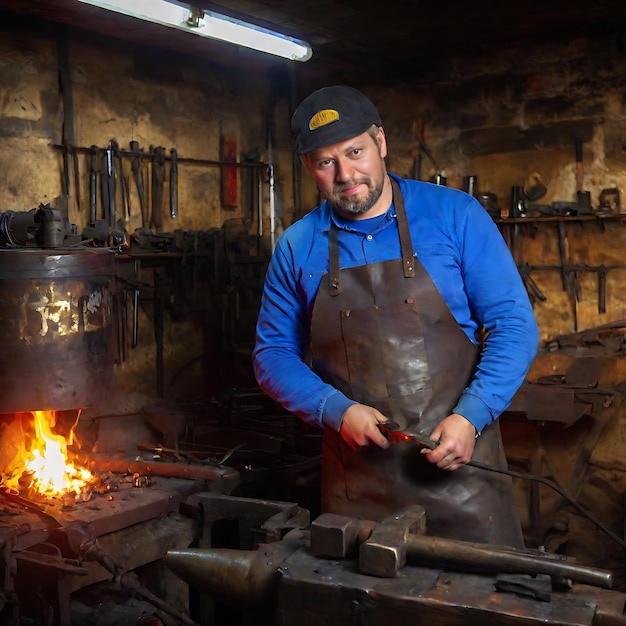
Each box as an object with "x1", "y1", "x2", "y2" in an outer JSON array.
[{"x1": 339, "y1": 404, "x2": 390, "y2": 450}]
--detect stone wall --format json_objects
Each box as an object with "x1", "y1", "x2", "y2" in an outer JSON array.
[
  {"x1": 0, "y1": 12, "x2": 294, "y2": 417},
  {"x1": 2, "y1": 10, "x2": 626, "y2": 411},
  {"x1": 356, "y1": 35, "x2": 626, "y2": 342}
]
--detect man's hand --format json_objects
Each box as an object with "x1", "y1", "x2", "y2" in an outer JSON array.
[
  {"x1": 423, "y1": 413, "x2": 477, "y2": 471},
  {"x1": 339, "y1": 404, "x2": 390, "y2": 450}
]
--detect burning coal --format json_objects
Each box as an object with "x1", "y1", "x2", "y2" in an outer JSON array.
[{"x1": 0, "y1": 409, "x2": 94, "y2": 500}]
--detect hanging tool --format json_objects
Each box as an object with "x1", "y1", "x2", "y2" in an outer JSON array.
[
  {"x1": 132, "y1": 259, "x2": 141, "y2": 348},
  {"x1": 57, "y1": 26, "x2": 77, "y2": 218},
  {"x1": 72, "y1": 146, "x2": 81, "y2": 214},
  {"x1": 519, "y1": 263, "x2": 547, "y2": 304},
  {"x1": 130, "y1": 140, "x2": 148, "y2": 228},
  {"x1": 104, "y1": 140, "x2": 116, "y2": 227},
  {"x1": 89, "y1": 145, "x2": 99, "y2": 226},
  {"x1": 170, "y1": 147, "x2": 178, "y2": 219},
  {"x1": 575, "y1": 138, "x2": 592, "y2": 213},
  {"x1": 598, "y1": 265, "x2": 607, "y2": 314},
  {"x1": 557, "y1": 219, "x2": 572, "y2": 296},
  {"x1": 61, "y1": 143, "x2": 80, "y2": 216},
  {"x1": 111, "y1": 139, "x2": 130, "y2": 221},
  {"x1": 100, "y1": 152, "x2": 108, "y2": 223},
  {"x1": 512, "y1": 214, "x2": 545, "y2": 305},
  {"x1": 150, "y1": 146, "x2": 165, "y2": 232}
]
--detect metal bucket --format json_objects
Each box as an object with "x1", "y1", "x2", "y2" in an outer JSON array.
[{"x1": 0, "y1": 248, "x2": 116, "y2": 413}]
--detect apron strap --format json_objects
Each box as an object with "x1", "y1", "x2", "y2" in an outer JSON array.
[
  {"x1": 327, "y1": 176, "x2": 416, "y2": 296},
  {"x1": 390, "y1": 178, "x2": 416, "y2": 278},
  {"x1": 328, "y1": 224, "x2": 342, "y2": 296}
]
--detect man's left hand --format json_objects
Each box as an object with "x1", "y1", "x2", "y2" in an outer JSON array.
[{"x1": 423, "y1": 413, "x2": 477, "y2": 471}]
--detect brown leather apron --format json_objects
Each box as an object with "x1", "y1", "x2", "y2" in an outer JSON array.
[{"x1": 310, "y1": 179, "x2": 524, "y2": 547}]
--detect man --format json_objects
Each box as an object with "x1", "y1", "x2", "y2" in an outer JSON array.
[{"x1": 253, "y1": 85, "x2": 539, "y2": 546}]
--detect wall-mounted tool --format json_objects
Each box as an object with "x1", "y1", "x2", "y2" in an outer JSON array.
[
  {"x1": 132, "y1": 258, "x2": 141, "y2": 348},
  {"x1": 150, "y1": 146, "x2": 166, "y2": 232},
  {"x1": 111, "y1": 139, "x2": 130, "y2": 222},
  {"x1": 575, "y1": 138, "x2": 592, "y2": 214},
  {"x1": 519, "y1": 263, "x2": 547, "y2": 304},
  {"x1": 557, "y1": 219, "x2": 573, "y2": 298},
  {"x1": 170, "y1": 148, "x2": 178, "y2": 219},
  {"x1": 130, "y1": 140, "x2": 148, "y2": 228},
  {"x1": 104, "y1": 140, "x2": 116, "y2": 227},
  {"x1": 598, "y1": 265, "x2": 607, "y2": 314},
  {"x1": 89, "y1": 145, "x2": 99, "y2": 226}
]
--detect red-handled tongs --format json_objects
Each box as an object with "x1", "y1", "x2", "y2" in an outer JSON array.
[{"x1": 380, "y1": 420, "x2": 440, "y2": 450}]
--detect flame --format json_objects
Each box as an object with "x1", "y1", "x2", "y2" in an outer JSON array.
[{"x1": 3, "y1": 410, "x2": 93, "y2": 498}]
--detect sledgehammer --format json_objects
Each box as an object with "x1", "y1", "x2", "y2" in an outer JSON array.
[{"x1": 310, "y1": 506, "x2": 613, "y2": 587}]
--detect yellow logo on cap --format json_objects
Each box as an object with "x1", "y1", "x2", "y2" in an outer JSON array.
[{"x1": 309, "y1": 109, "x2": 339, "y2": 130}]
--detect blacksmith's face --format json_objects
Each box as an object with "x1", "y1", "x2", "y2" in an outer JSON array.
[{"x1": 303, "y1": 126, "x2": 388, "y2": 218}]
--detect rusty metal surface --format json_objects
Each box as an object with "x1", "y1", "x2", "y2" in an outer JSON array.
[
  {"x1": 276, "y1": 546, "x2": 623, "y2": 626},
  {"x1": 0, "y1": 471, "x2": 233, "y2": 625},
  {"x1": 1, "y1": 476, "x2": 201, "y2": 544},
  {"x1": 0, "y1": 248, "x2": 116, "y2": 412},
  {"x1": 187, "y1": 491, "x2": 311, "y2": 548},
  {"x1": 76, "y1": 455, "x2": 240, "y2": 494},
  {"x1": 159, "y1": 499, "x2": 626, "y2": 626},
  {"x1": 66, "y1": 511, "x2": 197, "y2": 592},
  {"x1": 166, "y1": 530, "x2": 305, "y2": 614},
  {"x1": 12, "y1": 510, "x2": 199, "y2": 626}
]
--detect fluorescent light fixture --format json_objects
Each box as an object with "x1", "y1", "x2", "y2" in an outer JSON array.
[{"x1": 77, "y1": 0, "x2": 313, "y2": 62}]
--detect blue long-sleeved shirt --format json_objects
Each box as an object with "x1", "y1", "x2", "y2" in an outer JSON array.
[{"x1": 253, "y1": 173, "x2": 539, "y2": 434}]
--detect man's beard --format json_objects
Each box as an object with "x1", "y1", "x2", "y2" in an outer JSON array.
[{"x1": 325, "y1": 174, "x2": 384, "y2": 216}]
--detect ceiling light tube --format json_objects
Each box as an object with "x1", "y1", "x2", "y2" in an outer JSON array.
[{"x1": 77, "y1": 0, "x2": 313, "y2": 62}]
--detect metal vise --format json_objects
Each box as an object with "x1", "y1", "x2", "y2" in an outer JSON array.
[{"x1": 0, "y1": 204, "x2": 76, "y2": 248}]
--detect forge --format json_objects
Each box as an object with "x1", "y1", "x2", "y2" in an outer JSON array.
[
  {"x1": 0, "y1": 402, "x2": 243, "y2": 626},
  {"x1": 0, "y1": 247, "x2": 241, "y2": 625}
]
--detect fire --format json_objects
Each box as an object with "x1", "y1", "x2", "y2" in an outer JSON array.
[{"x1": 2, "y1": 410, "x2": 93, "y2": 499}]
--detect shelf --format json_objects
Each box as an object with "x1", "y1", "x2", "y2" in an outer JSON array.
[{"x1": 495, "y1": 213, "x2": 626, "y2": 224}]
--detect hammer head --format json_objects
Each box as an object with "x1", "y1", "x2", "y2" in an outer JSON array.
[
  {"x1": 310, "y1": 513, "x2": 376, "y2": 559},
  {"x1": 359, "y1": 505, "x2": 426, "y2": 577}
]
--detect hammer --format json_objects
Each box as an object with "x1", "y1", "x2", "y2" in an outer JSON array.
[{"x1": 310, "y1": 507, "x2": 614, "y2": 587}]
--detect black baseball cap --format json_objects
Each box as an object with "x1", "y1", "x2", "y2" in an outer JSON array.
[{"x1": 291, "y1": 85, "x2": 382, "y2": 155}]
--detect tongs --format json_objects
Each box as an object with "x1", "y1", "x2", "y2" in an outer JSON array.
[
  {"x1": 379, "y1": 419, "x2": 626, "y2": 551},
  {"x1": 380, "y1": 420, "x2": 439, "y2": 450}
]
